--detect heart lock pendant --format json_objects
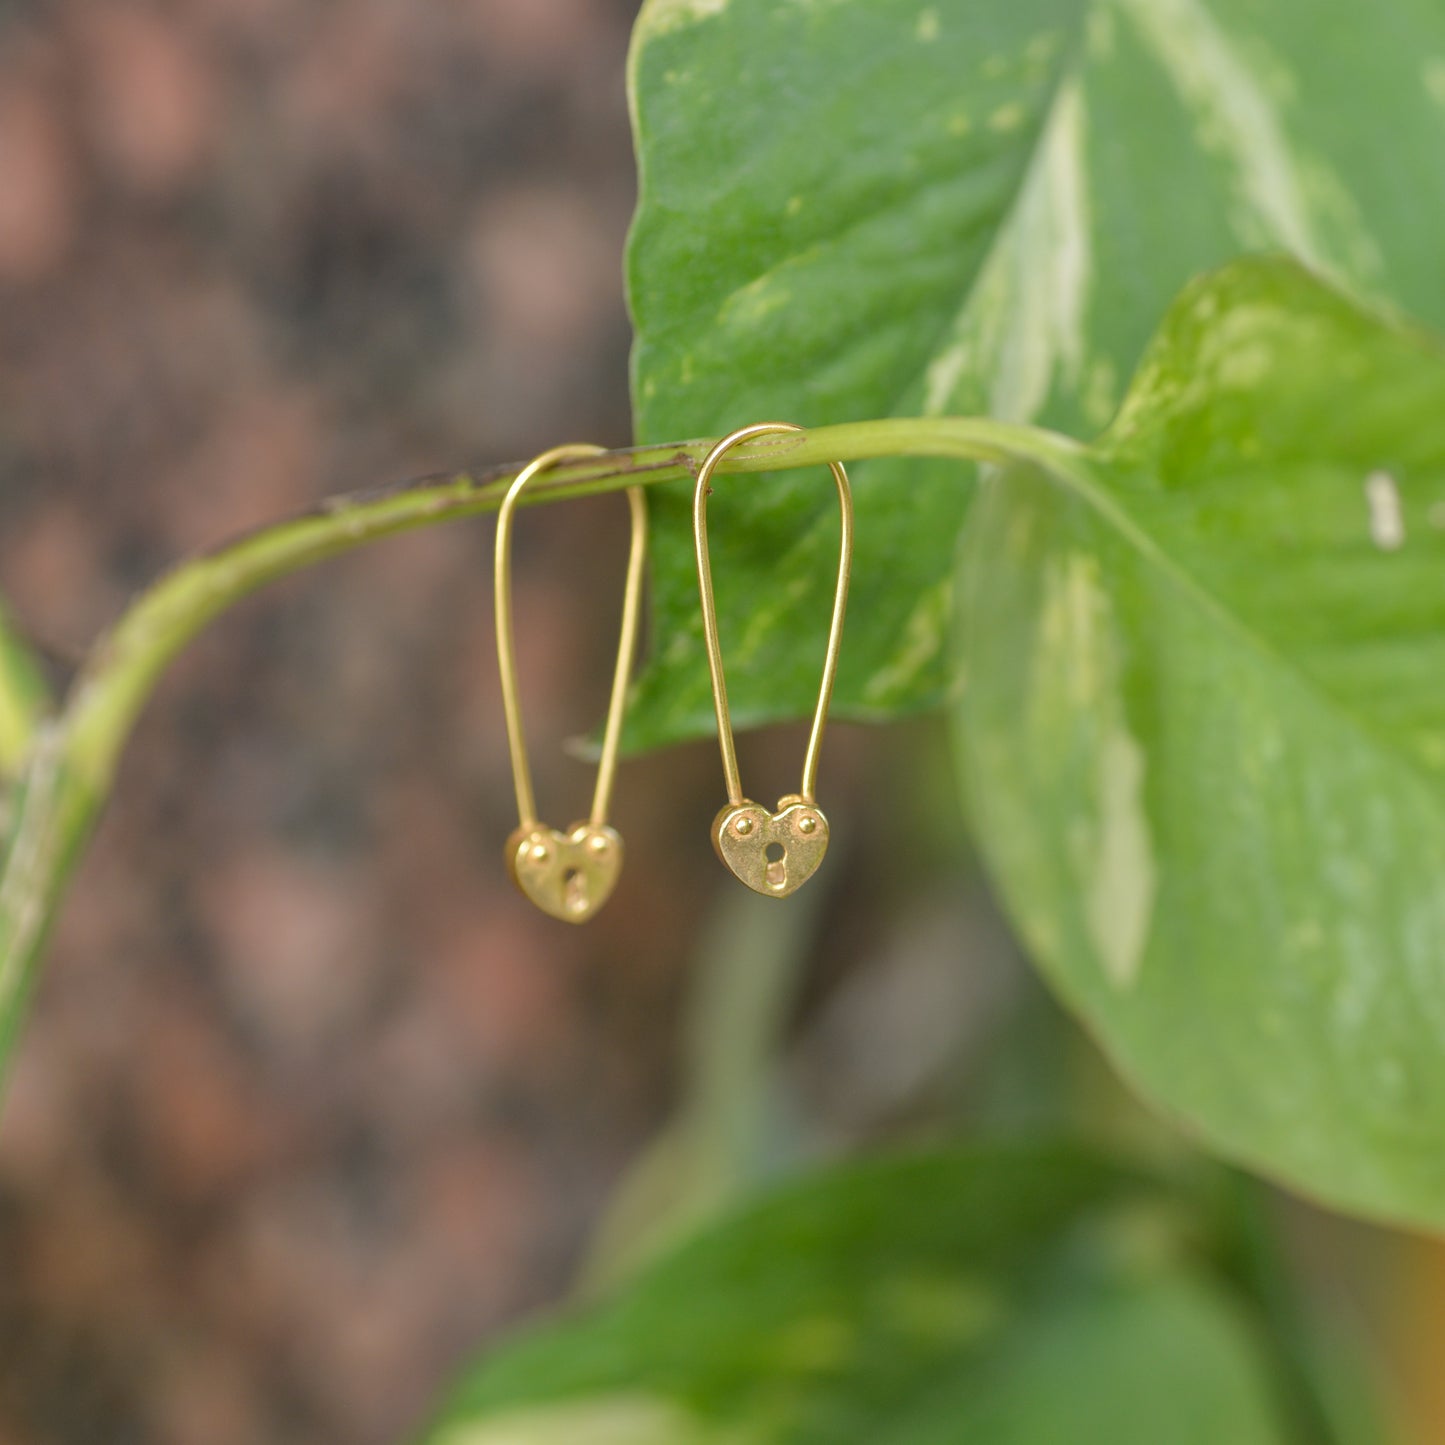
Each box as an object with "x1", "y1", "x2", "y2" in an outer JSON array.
[
  {"x1": 693, "y1": 422, "x2": 853, "y2": 899},
  {"x1": 506, "y1": 820, "x2": 623, "y2": 924},
  {"x1": 494, "y1": 444, "x2": 648, "y2": 923}
]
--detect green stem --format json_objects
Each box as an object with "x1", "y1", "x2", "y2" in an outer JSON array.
[
  {"x1": 62, "y1": 417, "x2": 1079, "y2": 785},
  {"x1": 0, "y1": 414, "x2": 1079, "y2": 1089},
  {"x1": 0, "y1": 604, "x2": 51, "y2": 778}
]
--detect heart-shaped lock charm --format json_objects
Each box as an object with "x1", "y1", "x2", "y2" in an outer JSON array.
[
  {"x1": 493, "y1": 444, "x2": 647, "y2": 924},
  {"x1": 712, "y1": 795, "x2": 829, "y2": 898},
  {"x1": 506, "y1": 822, "x2": 624, "y2": 924},
  {"x1": 692, "y1": 423, "x2": 853, "y2": 900}
]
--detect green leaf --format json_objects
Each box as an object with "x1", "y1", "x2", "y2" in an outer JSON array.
[
  {"x1": 954, "y1": 257, "x2": 1445, "y2": 1227},
  {"x1": 417, "y1": 1145, "x2": 1292, "y2": 1445},
  {"x1": 625, "y1": 0, "x2": 1445, "y2": 750}
]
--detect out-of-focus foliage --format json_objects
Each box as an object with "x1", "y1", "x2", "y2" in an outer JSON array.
[{"x1": 419, "y1": 1146, "x2": 1294, "y2": 1445}]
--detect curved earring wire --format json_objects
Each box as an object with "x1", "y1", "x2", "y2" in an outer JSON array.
[
  {"x1": 693, "y1": 422, "x2": 852, "y2": 897},
  {"x1": 494, "y1": 444, "x2": 647, "y2": 921}
]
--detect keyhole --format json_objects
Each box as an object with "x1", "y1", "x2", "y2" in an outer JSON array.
[
  {"x1": 563, "y1": 867, "x2": 588, "y2": 915},
  {"x1": 764, "y1": 841, "x2": 787, "y2": 890}
]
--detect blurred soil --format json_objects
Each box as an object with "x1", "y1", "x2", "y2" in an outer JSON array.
[{"x1": 0, "y1": 4, "x2": 716, "y2": 1442}]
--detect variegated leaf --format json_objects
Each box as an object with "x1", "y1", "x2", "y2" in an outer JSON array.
[{"x1": 624, "y1": 0, "x2": 1445, "y2": 748}]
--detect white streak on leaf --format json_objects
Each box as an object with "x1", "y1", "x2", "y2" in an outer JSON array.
[
  {"x1": 1424, "y1": 57, "x2": 1445, "y2": 108},
  {"x1": 738, "y1": 573, "x2": 810, "y2": 661},
  {"x1": 436, "y1": 1396, "x2": 717, "y2": 1445},
  {"x1": 863, "y1": 579, "x2": 954, "y2": 705},
  {"x1": 1087, "y1": 724, "x2": 1156, "y2": 989},
  {"x1": 1365, "y1": 470, "x2": 1406, "y2": 551},
  {"x1": 637, "y1": 0, "x2": 728, "y2": 37},
  {"x1": 1112, "y1": 0, "x2": 1329, "y2": 264},
  {"x1": 922, "y1": 340, "x2": 969, "y2": 418},
  {"x1": 988, "y1": 102, "x2": 1027, "y2": 133},
  {"x1": 1037, "y1": 557, "x2": 1157, "y2": 989},
  {"x1": 923, "y1": 76, "x2": 1091, "y2": 422},
  {"x1": 717, "y1": 271, "x2": 791, "y2": 329}
]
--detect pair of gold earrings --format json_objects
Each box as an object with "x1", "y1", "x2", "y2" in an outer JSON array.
[{"x1": 494, "y1": 422, "x2": 853, "y2": 923}]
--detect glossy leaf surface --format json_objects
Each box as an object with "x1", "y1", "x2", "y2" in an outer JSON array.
[
  {"x1": 956, "y1": 259, "x2": 1445, "y2": 1225},
  {"x1": 625, "y1": 0, "x2": 1445, "y2": 749}
]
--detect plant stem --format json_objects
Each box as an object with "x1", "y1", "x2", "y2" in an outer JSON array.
[
  {"x1": 61, "y1": 417, "x2": 1079, "y2": 786},
  {"x1": 0, "y1": 604, "x2": 51, "y2": 779},
  {"x1": 0, "y1": 414, "x2": 1079, "y2": 1089}
]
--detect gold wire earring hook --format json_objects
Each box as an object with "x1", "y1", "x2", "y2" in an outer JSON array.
[
  {"x1": 693, "y1": 422, "x2": 853, "y2": 897},
  {"x1": 495, "y1": 444, "x2": 647, "y2": 922}
]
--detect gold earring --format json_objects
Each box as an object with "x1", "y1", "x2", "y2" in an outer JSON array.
[
  {"x1": 495, "y1": 444, "x2": 647, "y2": 922},
  {"x1": 693, "y1": 422, "x2": 852, "y2": 897}
]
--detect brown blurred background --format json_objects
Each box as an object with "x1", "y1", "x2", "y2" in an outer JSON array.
[{"x1": 0, "y1": 3, "x2": 1438, "y2": 1444}]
